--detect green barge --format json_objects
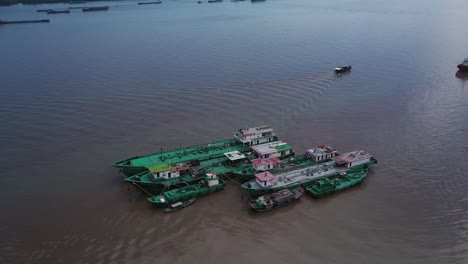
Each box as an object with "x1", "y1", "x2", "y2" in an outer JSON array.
[
  {"x1": 148, "y1": 173, "x2": 225, "y2": 208},
  {"x1": 113, "y1": 126, "x2": 277, "y2": 176},
  {"x1": 302, "y1": 169, "x2": 368, "y2": 198},
  {"x1": 125, "y1": 155, "x2": 250, "y2": 194}
]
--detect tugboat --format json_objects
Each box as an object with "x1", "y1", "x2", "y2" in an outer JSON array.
[
  {"x1": 235, "y1": 145, "x2": 337, "y2": 182},
  {"x1": 112, "y1": 126, "x2": 278, "y2": 176},
  {"x1": 457, "y1": 58, "x2": 468, "y2": 72},
  {"x1": 241, "y1": 149, "x2": 377, "y2": 197},
  {"x1": 148, "y1": 172, "x2": 225, "y2": 208},
  {"x1": 334, "y1": 66, "x2": 352, "y2": 74},
  {"x1": 302, "y1": 169, "x2": 368, "y2": 198},
  {"x1": 249, "y1": 186, "x2": 304, "y2": 212}
]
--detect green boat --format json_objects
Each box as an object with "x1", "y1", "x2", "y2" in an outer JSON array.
[
  {"x1": 303, "y1": 169, "x2": 368, "y2": 198},
  {"x1": 241, "y1": 149, "x2": 377, "y2": 197},
  {"x1": 125, "y1": 155, "x2": 247, "y2": 194},
  {"x1": 148, "y1": 173, "x2": 225, "y2": 207},
  {"x1": 235, "y1": 145, "x2": 338, "y2": 182},
  {"x1": 113, "y1": 126, "x2": 277, "y2": 176}
]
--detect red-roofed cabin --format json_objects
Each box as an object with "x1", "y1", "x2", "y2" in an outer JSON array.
[
  {"x1": 251, "y1": 157, "x2": 281, "y2": 172},
  {"x1": 255, "y1": 171, "x2": 277, "y2": 188}
]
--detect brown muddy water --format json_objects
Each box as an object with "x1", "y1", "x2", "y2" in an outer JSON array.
[{"x1": 1, "y1": 0, "x2": 468, "y2": 263}]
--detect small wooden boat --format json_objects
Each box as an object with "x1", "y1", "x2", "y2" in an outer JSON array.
[
  {"x1": 0, "y1": 19, "x2": 50, "y2": 25},
  {"x1": 138, "y1": 1, "x2": 162, "y2": 5},
  {"x1": 37, "y1": 9, "x2": 50, "y2": 12},
  {"x1": 164, "y1": 198, "x2": 196, "y2": 213},
  {"x1": 47, "y1": 10, "x2": 70, "y2": 14},
  {"x1": 334, "y1": 66, "x2": 351, "y2": 73},
  {"x1": 457, "y1": 58, "x2": 468, "y2": 73},
  {"x1": 82, "y1": 6, "x2": 109, "y2": 12},
  {"x1": 249, "y1": 186, "x2": 304, "y2": 212},
  {"x1": 198, "y1": 0, "x2": 202, "y2": 3},
  {"x1": 208, "y1": 0, "x2": 222, "y2": 3}
]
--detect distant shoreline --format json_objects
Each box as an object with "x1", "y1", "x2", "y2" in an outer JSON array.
[{"x1": 0, "y1": 0, "x2": 120, "y2": 6}]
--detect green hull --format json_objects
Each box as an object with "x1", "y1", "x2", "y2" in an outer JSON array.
[
  {"x1": 241, "y1": 160, "x2": 377, "y2": 197},
  {"x1": 242, "y1": 182, "x2": 303, "y2": 197},
  {"x1": 148, "y1": 180, "x2": 225, "y2": 206},
  {"x1": 303, "y1": 169, "x2": 368, "y2": 198},
  {"x1": 125, "y1": 171, "x2": 204, "y2": 195},
  {"x1": 113, "y1": 138, "x2": 240, "y2": 175},
  {"x1": 113, "y1": 136, "x2": 278, "y2": 176},
  {"x1": 124, "y1": 157, "x2": 249, "y2": 194}
]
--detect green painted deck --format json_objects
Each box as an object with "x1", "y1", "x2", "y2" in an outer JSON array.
[{"x1": 303, "y1": 169, "x2": 368, "y2": 198}]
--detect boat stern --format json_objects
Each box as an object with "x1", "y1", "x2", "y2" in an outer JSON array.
[{"x1": 147, "y1": 195, "x2": 169, "y2": 207}]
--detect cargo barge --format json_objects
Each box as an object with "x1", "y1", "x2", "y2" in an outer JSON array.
[{"x1": 112, "y1": 126, "x2": 278, "y2": 176}]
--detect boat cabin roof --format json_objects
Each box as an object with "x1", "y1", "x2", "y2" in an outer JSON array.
[
  {"x1": 307, "y1": 145, "x2": 336, "y2": 156},
  {"x1": 234, "y1": 126, "x2": 274, "y2": 143},
  {"x1": 224, "y1": 150, "x2": 246, "y2": 161},
  {"x1": 251, "y1": 141, "x2": 291, "y2": 155},
  {"x1": 148, "y1": 163, "x2": 189, "y2": 173},
  {"x1": 255, "y1": 171, "x2": 277, "y2": 182},
  {"x1": 237, "y1": 126, "x2": 273, "y2": 136},
  {"x1": 334, "y1": 150, "x2": 373, "y2": 164},
  {"x1": 251, "y1": 157, "x2": 281, "y2": 167}
]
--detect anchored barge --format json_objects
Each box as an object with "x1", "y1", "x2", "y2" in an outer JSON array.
[
  {"x1": 241, "y1": 149, "x2": 377, "y2": 197},
  {"x1": 148, "y1": 173, "x2": 225, "y2": 209},
  {"x1": 249, "y1": 186, "x2": 304, "y2": 212},
  {"x1": 113, "y1": 126, "x2": 278, "y2": 175},
  {"x1": 235, "y1": 145, "x2": 337, "y2": 182},
  {"x1": 303, "y1": 169, "x2": 368, "y2": 198}
]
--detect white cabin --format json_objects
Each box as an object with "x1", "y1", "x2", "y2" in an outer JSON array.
[
  {"x1": 148, "y1": 163, "x2": 190, "y2": 179},
  {"x1": 251, "y1": 141, "x2": 293, "y2": 159},
  {"x1": 334, "y1": 150, "x2": 374, "y2": 168},
  {"x1": 255, "y1": 171, "x2": 277, "y2": 188},
  {"x1": 206, "y1": 172, "x2": 219, "y2": 187},
  {"x1": 306, "y1": 145, "x2": 338, "y2": 162},
  {"x1": 251, "y1": 157, "x2": 281, "y2": 172},
  {"x1": 234, "y1": 126, "x2": 276, "y2": 146}
]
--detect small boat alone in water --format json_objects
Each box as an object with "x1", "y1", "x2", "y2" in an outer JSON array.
[
  {"x1": 249, "y1": 186, "x2": 304, "y2": 212},
  {"x1": 138, "y1": 1, "x2": 162, "y2": 5},
  {"x1": 457, "y1": 58, "x2": 468, "y2": 72},
  {"x1": 82, "y1": 6, "x2": 109, "y2": 12},
  {"x1": 334, "y1": 66, "x2": 352, "y2": 73},
  {"x1": 47, "y1": 9, "x2": 71, "y2": 14},
  {"x1": 0, "y1": 19, "x2": 50, "y2": 24}
]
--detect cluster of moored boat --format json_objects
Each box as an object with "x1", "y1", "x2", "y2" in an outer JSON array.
[{"x1": 113, "y1": 126, "x2": 378, "y2": 213}]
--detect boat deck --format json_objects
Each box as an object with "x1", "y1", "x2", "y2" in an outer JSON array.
[
  {"x1": 245, "y1": 161, "x2": 340, "y2": 190},
  {"x1": 128, "y1": 139, "x2": 248, "y2": 166}
]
